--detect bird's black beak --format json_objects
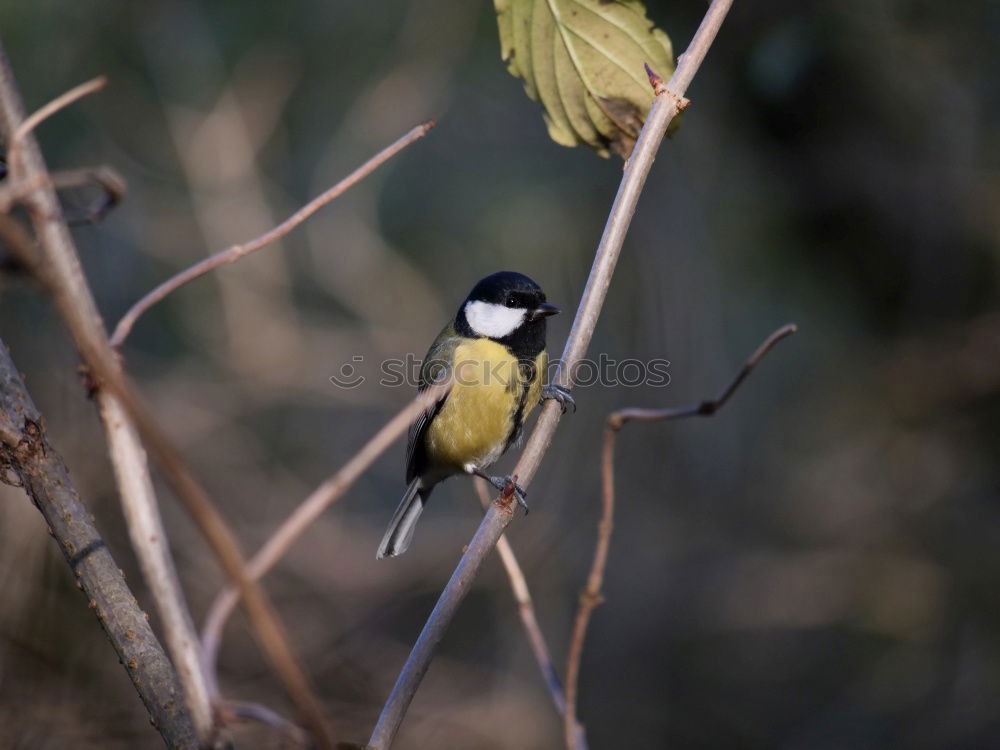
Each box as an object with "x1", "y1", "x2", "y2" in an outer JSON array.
[{"x1": 529, "y1": 302, "x2": 560, "y2": 321}]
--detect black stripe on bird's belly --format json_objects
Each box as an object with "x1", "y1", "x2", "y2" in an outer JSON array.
[
  {"x1": 498, "y1": 319, "x2": 546, "y2": 453},
  {"x1": 503, "y1": 358, "x2": 536, "y2": 453}
]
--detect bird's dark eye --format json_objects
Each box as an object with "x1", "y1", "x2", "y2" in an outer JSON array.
[{"x1": 505, "y1": 295, "x2": 517, "y2": 308}]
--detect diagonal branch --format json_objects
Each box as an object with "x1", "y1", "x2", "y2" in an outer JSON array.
[
  {"x1": 0, "y1": 337, "x2": 199, "y2": 749},
  {"x1": 55, "y1": 165, "x2": 128, "y2": 224},
  {"x1": 563, "y1": 323, "x2": 797, "y2": 749},
  {"x1": 109, "y1": 120, "x2": 435, "y2": 348},
  {"x1": 0, "y1": 44, "x2": 335, "y2": 748},
  {"x1": 473, "y1": 478, "x2": 588, "y2": 750},
  {"x1": 0, "y1": 165, "x2": 126, "y2": 222},
  {"x1": 200, "y1": 377, "x2": 452, "y2": 694},
  {"x1": 608, "y1": 325, "x2": 798, "y2": 428},
  {"x1": 7, "y1": 75, "x2": 106, "y2": 168},
  {"x1": 367, "y1": 2, "x2": 736, "y2": 747},
  {"x1": 0, "y1": 61, "x2": 216, "y2": 744},
  {"x1": 221, "y1": 700, "x2": 308, "y2": 747},
  {"x1": 98, "y1": 394, "x2": 217, "y2": 742}
]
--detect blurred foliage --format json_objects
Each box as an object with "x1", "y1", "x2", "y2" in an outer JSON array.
[
  {"x1": 0, "y1": 0, "x2": 998, "y2": 748},
  {"x1": 495, "y1": 0, "x2": 675, "y2": 157}
]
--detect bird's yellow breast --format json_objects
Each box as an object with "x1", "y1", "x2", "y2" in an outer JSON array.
[{"x1": 425, "y1": 339, "x2": 544, "y2": 471}]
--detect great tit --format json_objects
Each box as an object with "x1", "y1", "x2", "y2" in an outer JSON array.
[{"x1": 376, "y1": 271, "x2": 574, "y2": 559}]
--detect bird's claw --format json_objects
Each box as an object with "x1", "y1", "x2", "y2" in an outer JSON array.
[
  {"x1": 542, "y1": 383, "x2": 576, "y2": 414},
  {"x1": 489, "y1": 475, "x2": 529, "y2": 514}
]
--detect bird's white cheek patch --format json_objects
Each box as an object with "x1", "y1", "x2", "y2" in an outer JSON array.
[{"x1": 464, "y1": 301, "x2": 526, "y2": 338}]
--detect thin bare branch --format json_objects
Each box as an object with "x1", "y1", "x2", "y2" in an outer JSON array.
[
  {"x1": 7, "y1": 75, "x2": 106, "y2": 169},
  {"x1": 54, "y1": 165, "x2": 127, "y2": 224},
  {"x1": 0, "y1": 62, "x2": 215, "y2": 745},
  {"x1": 610, "y1": 324, "x2": 799, "y2": 428},
  {"x1": 0, "y1": 171, "x2": 46, "y2": 212},
  {"x1": 562, "y1": 424, "x2": 615, "y2": 750},
  {"x1": 98, "y1": 394, "x2": 216, "y2": 740},
  {"x1": 473, "y1": 478, "x2": 588, "y2": 748},
  {"x1": 110, "y1": 120, "x2": 436, "y2": 348},
  {"x1": 4, "y1": 147, "x2": 196, "y2": 740},
  {"x1": 563, "y1": 323, "x2": 796, "y2": 749},
  {"x1": 368, "y1": 481, "x2": 521, "y2": 750},
  {"x1": 222, "y1": 700, "x2": 309, "y2": 748},
  {"x1": 368, "y1": 3, "x2": 736, "y2": 747},
  {"x1": 104, "y1": 378, "x2": 336, "y2": 747},
  {"x1": 0, "y1": 165, "x2": 126, "y2": 219},
  {"x1": 200, "y1": 377, "x2": 452, "y2": 692},
  {"x1": 0, "y1": 214, "x2": 214, "y2": 741},
  {"x1": 0, "y1": 45, "x2": 335, "y2": 748},
  {"x1": 0, "y1": 338, "x2": 199, "y2": 749}
]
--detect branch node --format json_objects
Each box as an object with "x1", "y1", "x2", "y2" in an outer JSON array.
[
  {"x1": 644, "y1": 63, "x2": 666, "y2": 96},
  {"x1": 8, "y1": 75, "x2": 107, "y2": 171},
  {"x1": 19, "y1": 417, "x2": 43, "y2": 455},
  {"x1": 2, "y1": 417, "x2": 45, "y2": 462},
  {"x1": 78, "y1": 362, "x2": 103, "y2": 398},
  {"x1": 499, "y1": 474, "x2": 519, "y2": 506},
  {"x1": 579, "y1": 590, "x2": 604, "y2": 610},
  {"x1": 669, "y1": 90, "x2": 691, "y2": 111}
]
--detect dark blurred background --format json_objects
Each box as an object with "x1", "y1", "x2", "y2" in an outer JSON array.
[{"x1": 1, "y1": 1, "x2": 998, "y2": 748}]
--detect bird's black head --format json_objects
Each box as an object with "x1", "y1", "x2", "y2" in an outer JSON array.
[{"x1": 455, "y1": 271, "x2": 559, "y2": 358}]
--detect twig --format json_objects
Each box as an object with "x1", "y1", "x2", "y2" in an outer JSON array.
[
  {"x1": 0, "y1": 165, "x2": 126, "y2": 219},
  {"x1": 0, "y1": 61, "x2": 216, "y2": 744},
  {"x1": 563, "y1": 323, "x2": 796, "y2": 749},
  {"x1": 200, "y1": 377, "x2": 452, "y2": 693},
  {"x1": 0, "y1": 212, "x2": 208, "y2": 744},
  {"x1": 0, "y1": 337, "x2": 199, "y2": 749},
  {"x1": 54, "y1": 165, "x2": 127, "y2": 224},
  {"x1": 367, "y1": 2, "x2": 736, "y2": 746},
  {"x1": 109, "y1": 120, "x2": 436, "y2": 348},
  {"x1": 102, "y1": 378, "x2": 336, "y2": 748},
  {"x1": 0, "y1": 171, "x2": 46, "y2": 212},
  {"x1": 608, "y1": 325, "x2": 799, "y2": 428},
  {"x1": 473, "y1": 478, "x2": 588, "y2": 749},
  {"x1": 98, "y1": 394, "x2": 216, "y2": 741},
  {"x1": 0, "y1": 45, "x2": 336, "y2": 749},
  {"x1": 7, "y1": 75, "x2": 106, "y2": 171},
  {"x1": 222, "y1": 700, "x2": 309, "y2": 747},
  {"x1": 368, "y1": 484, "x2": 521, "y2": 750}
]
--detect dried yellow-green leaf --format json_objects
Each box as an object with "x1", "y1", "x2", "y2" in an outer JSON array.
[{"x1": 495, "y1": 0, "x2": 676, "y2": 158}]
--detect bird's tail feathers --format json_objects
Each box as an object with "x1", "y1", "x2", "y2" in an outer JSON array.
[{"x1": 376, "y1": 479, "x2": 432, "y2": 559}]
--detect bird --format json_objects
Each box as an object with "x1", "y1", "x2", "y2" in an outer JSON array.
[{"x1": 376, "y1": 271, "x2": 574, "y2": 559}]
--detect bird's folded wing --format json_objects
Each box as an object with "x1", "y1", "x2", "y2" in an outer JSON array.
[{"x1": 405, "y1": 325, "x2": 461, "y2": 483}]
